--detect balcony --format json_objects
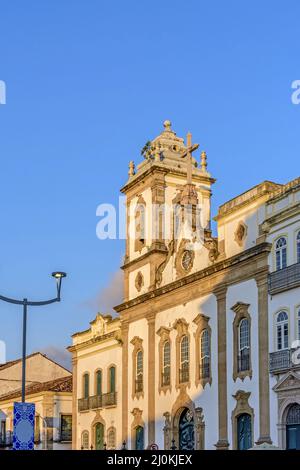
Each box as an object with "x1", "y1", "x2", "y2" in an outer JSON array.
[
  {"x1": 269, "y1": 350, "x2": 292, "y2": 373},
  {"x1": 269, "y1": 262, "x2": 300, "y2": 295},
  {"x1": 78, "y1": 392, "x2": 117, "y2": 412},
  {"x1": 78, "y1": 397, "x2": 89, "y2": 412}
]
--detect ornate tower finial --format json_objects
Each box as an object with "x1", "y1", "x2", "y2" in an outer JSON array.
[
  {"x1": 201, "y1": 151, "x2": 207, "y2": 172},
  {"x1": 163, "y1": 120, "x2": 172, "y2": 131},
  {"x1": 128, "y1": 160, "x2": 135, "y2": 177}
]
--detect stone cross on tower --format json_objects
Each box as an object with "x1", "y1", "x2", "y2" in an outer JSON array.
[
  {"x1": 180, "y1": 132, "x2": 199, "y2": 205},
  {"x1": 181, "y1": 132, "x2": 199, "y2": 185}
]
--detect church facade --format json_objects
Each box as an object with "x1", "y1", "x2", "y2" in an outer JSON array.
[{"x1": 69, "y1": 121, "x2": 300, "y2": 450}]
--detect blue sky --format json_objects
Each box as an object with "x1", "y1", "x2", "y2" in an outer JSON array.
[{"x1": 0, "y1": 1, "x2": 299, "y2": 366}]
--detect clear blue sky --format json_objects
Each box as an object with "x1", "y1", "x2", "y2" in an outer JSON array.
[{"x1": 0, "y1": 1, "x2": 299, "y2": 366}]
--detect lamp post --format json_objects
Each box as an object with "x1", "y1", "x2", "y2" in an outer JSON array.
[{"x1": 0, "y1": 271, "x2": 67, "y2": 403}]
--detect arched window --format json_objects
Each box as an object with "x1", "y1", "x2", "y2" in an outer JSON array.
[
  {"x1": 276, "y1": 311, "x2": 289, "y2": 350},
  {"x1": 83, "y1": 373, "x2": 89, "y2": 399},
  {"x1": 135, "y1": 198, "x2": 146, "y2": 251},
  {"x1": 81, "y1": 430, "x2": 89, "y2": 450},
  {"x1": 180, "y1": 335, "x2": 189, "y2": 383},
  {"x1": 135, "y1": 425, "x2": 144, "y2": 450},
  {"x1": 162, "y1": 341, "x2": 171, "y2": 386},
  {"x1": 237, "y1": 414, "x2": 252, "y2": 450},
  {"x1": 107, "y1": 427, "x2": 116, "y2": 450},
  {"x1": 297, "y1": 231, "x2": 300, "y2": 264},
  {"x1": 238, "y1": 319, "x2": 250, "y2": 371},
  {"x1": 275, "y1": 237, "x2": 287, "y2": 270},
  {"x1": 136, "y1": 350, "x2": 143, "y2": 392},
  {"x1": 95, "y1": 370, "x2": 102, "y2": 396},
  {"x1": 109, "y1": 366, "x2": 116, "y2": 393},
  {"x1": 200, "y1": 330, "x2": 210, "y2": 379}
]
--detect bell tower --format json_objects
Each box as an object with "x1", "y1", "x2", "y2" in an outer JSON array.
[{"x1": 121, "y1": 120, "x2": 216, "y2": 302}]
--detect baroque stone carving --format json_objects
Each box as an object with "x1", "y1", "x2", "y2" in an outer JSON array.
[
  {"x1": 135, "y1": 271, "x2": 144, "y2": 292},
  {"x1": 234, "y1": 221, "x2": 248, "y2": 247}
]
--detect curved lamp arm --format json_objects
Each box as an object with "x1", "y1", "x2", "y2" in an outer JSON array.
[{"x1": 0, "y1": 271, "x2": 66, "y2": 306}]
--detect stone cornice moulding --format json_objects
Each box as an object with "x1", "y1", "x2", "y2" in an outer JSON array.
[{"x1": 115, "y1": 242, "x2": 272, "y2": 314}]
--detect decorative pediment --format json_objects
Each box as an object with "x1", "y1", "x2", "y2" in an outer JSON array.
[
  {"x1": 173, "y1": 318, "x2": 189, "y2": 334},
  {"x1": 130, "y1": 336, "x2": 143, "y2": 348},
  {"x1": 231, "y1": 302, "x2": 250, "y2": 316},
  {"x1": 273, "y1": 371, "x2": 300, "y2": 392},
  {"x1": 156, "y1": 326, "x2": 171, "y2": 339},
  {"x1": 193, "y1": 313, "x2": 210, "y2": 327},
  {"x1": 90, "y1": 314, "x2": 110, "y2": 338}
]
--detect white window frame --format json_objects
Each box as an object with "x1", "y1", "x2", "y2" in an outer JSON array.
[
  {"x1": 276, "y1": 310, "x2": 289, "y2": 351},
  {"x1": 180, "y1": 335, "x2": 189, "y2": 370},
  {"x1": 275, "y1": 236, "x2": 287, "y2": 271}
]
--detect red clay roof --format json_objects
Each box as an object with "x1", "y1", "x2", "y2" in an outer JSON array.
[{"x1": 0, "y1": 376, "x2": 72, "y2": 401}]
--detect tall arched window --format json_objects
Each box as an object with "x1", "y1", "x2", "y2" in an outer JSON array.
[
  {"x1": 135, "y1": 198, "x2": 146, "y2": 251},
  {"x1": 297, "y1": 231, "x2": 300, "y2": 264},
  {"x1": 275, "y1": 237, "x2": 287, "y2": 270},
  {"x1": 135, "y1": 425, "x2": 144, "y2": 450},
  {"x1": 107, "y1": 427, "x2": 116, "y2": 450},
  {"x1": 200, "y1": 329, "x2": 210, "y2": 379},
  {"x1": 81, "y1": 430, "x2": 89, "y2": 450},
  {"x1": 95, "y1": 370, "x2": 102, "y2": 396},
  {"x1": 276, "y1": 311, "x2": 289, "y2": 350},
  {"x1": 109, "y1": 366, "x2": 116, "y2": 393},
  {"x1": 239, "y1": 319, "x2": 250, "y2": 372},
  {"x1": 136, "y1": 350, "x2": 143, "y2": 392},
  {"x1": 83, "y1": 373, "x2": 89, "y2": 399},
  {"x1": 237, "y1": 414, "x2": 252, "y2": 450},
  {"x1": 180, "y1": 335, "x2": 189, "y2": 383},
  {"x1": 162, "y1": 341, "x2": 171, "y2": 386}
]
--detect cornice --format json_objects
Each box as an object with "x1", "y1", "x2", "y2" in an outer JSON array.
[
  {"x1": 121, "y1": 162, "x2": 215, "y2": 194},
  {"x1": 115, "y1": 242, "x2": 272, "y2": 313},
  {"x1": 67, "y1": 331, "x2": 121, "y2": 353}
]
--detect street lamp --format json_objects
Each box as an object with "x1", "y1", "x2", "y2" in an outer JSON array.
[{"x1": 0, "y1": 271, "x2": 67, "y2": 402}]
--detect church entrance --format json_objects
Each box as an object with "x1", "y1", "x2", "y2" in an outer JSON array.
[
  {"x1": 94, "y1": 422, "x2": 104, "y2": 450},
  {"x1": 237, "y1": 413, "x2": 252, "y2": 450},
  {"x1": 179, "y1": 408, "x2": 194, "y2": 450},
  {"x1": 286, "y1": 403, "x2": 300, "y2": 450}
]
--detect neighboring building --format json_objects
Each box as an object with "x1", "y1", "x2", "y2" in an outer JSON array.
[
  {"x1": 68, "y1": 315, "x2": 121, "y2": 450},
  {"x1": 0, "y1": 353, "x2": 72, "y2": 449},
  {"x1": 69, "y1": 120, "x2": 300, "y2": 450}
]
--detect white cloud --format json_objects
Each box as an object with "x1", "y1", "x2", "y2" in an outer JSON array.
[{"x1": 82, "y1": 270, "x2": 123, "y2": 315}]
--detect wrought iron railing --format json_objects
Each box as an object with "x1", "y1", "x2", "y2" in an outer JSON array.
[
  {"x1": 78, "y1": 392, "x2": 117, "y2": 411},
  {"x1": 238, "y1": 352, "x2": 250, "y2": 372},
  {"x1": 269, "y1": 349, "x2": 291, "y2": 373},
  {"x1": 179, "y1": 367, "x2": 189, "y2": 384},
  {"x1": 102, "y1": 392, "x2": 117, "y2": 406},
  {"x1": 269, "y1": 262, "x2": 300, "y2": 295},
  {"x1": 78, "y1": 397, "x2": 89, "y2": 412}
]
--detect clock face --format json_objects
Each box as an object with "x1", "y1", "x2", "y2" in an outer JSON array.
[{"x1": 181, "y1": 250, "x2": 193, "y2": 271}]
